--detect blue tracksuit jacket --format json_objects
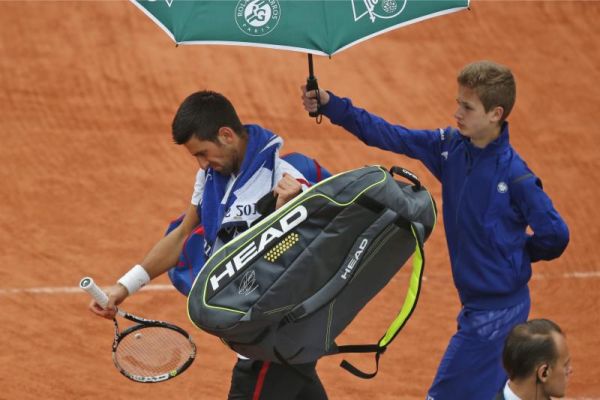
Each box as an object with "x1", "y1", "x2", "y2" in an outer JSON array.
[{"x1": 321, "y1": 93, "x2": 569, "y2": 310}]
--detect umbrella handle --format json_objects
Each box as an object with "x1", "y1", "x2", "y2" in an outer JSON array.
[
  {"x1": 306, "y1": 54, "x2": 322, "y2": 123},
  {"x1": 306, "y1": 76, "x2": 321, "y2": 118}
]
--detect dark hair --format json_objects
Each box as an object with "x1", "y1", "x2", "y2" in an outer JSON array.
[
  {"x1": 457, "y1": 61, "x2": 516, "y2": 122},
  {"x1": 502, "y1": 319, "x2": 564, "y2": 380},
  {"x1": 171, "y1": 90, "x2": 244, "y2": 145}
]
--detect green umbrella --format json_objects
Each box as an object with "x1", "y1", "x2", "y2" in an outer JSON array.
[{"x1": 131, "y1": 0, "x2": 470, "y2": 117}]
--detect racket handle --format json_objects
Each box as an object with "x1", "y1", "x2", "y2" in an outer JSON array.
[{"x1": 79, "y1": 277, "x2": 109, "y2": 309}]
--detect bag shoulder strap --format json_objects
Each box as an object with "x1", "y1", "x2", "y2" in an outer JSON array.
[
  {"x1": 336, "y1": 222, "x2": 426, "y2": 379},
  {"x1": 284, "y1": 208, "x2": 404, "y2": 324}
]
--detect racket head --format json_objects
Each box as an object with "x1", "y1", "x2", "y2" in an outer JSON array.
[{"x1": 112, "y1": 313, "x2": 196, "y2": 383}]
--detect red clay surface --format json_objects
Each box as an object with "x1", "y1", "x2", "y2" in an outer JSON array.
[{"x1": 1, "y1": 2, "x2": 599, "y2": 399}]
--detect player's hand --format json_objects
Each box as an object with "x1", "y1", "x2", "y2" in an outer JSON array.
[
  {"x1": 274, "y1": 173, "x2": 302, "y2": 210},
  {"x1": 301, "y1": 85, "x2": 330, "y2": 113},
  {"x1": 88, "y1": 283, "x2": 128, "y2": 319}
]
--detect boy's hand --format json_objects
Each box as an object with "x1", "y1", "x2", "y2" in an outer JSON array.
[
  {"x1": 301, "y1": 85, "x2": 330, "y2": 113},
  {"x1": 274, "y1": 173, "x2": 302, "y2": 209}
]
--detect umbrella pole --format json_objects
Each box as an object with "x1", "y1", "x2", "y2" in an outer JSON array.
[{"x1": 306, "y1": 54, "x2": 322, "y2": 123}]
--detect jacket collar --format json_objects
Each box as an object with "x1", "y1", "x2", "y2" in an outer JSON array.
[{"x1": 459, "y1": 121, "x2": 511, "y2": 155}]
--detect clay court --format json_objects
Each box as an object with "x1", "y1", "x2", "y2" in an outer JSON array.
[{"x1": 1, "y1": 1, "x2": 599, "y2": 399}]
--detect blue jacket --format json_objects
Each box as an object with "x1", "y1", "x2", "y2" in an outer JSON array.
[{"x1": 322, "y1": 93, "x2": 569, "y2": 309}]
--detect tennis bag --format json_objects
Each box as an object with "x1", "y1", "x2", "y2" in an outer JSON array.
[{"x1": 187, "y1": 165, "x2": 437, "y2": 377}]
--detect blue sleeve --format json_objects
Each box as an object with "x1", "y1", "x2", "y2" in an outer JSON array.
[
  {"x1": 511, "y1": 174, "x2": 570, "y2": 262},
  {"x1": 321, "y1": 92, "x2": 444, "y2": 180}
]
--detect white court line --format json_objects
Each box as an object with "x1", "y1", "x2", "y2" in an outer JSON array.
[
  {"x1": 563, "y1": 271, "x2": 600, "y2": 279},
  {"x1": 532, "y1": 271, "x2": 600, "y2": 280},
  {"x1": 0, "y1": 284, "x2": 175, "y2": 295},
  {"x1": 3, "y1": 280, "x2": 596, "y2": 398},
  {"x1": 1, "y1": 271, "x2": 599, "y2": 295},
  {"x1": 420, "y1": 271, "x2": 600, "y2": 282}
]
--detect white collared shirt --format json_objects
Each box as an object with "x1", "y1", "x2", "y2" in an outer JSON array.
[{"x1": 504, "y1": 381, "x2": 522, "y2": 400}]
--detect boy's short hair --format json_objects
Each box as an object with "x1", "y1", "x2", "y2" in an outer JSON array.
[
  {"x1": 502, "y1": 319, "x2": 564, "y2": 380},
  {"x1": 457, "y1": 61, "x2": 516, "y2": 122},
  {"x1": 172, "y1": 90, "x2": 244, "y2": 145}
]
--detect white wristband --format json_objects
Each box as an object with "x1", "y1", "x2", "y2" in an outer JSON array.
[{"x1": 117, "y1": 264, "x2": 150, "y2": 295}]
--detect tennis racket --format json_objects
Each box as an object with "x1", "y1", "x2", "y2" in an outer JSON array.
[{"x1": 80, "y1": 276, "x2": 196, "y2": 383}]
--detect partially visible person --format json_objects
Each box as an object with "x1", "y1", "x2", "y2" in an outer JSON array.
[
  {"x1": 496, "y1": 318, "x2": 572, "y2": 400},
  {"x1": 88, "y1": 90, "x2": 328, "y2": 399},
  {"x1": 301, "y1": 60, "x2": 570, "y2": 399}
]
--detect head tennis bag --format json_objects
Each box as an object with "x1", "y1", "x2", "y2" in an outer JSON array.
[{"x1": 187, "y1": 165, "x2": 436, "y2": 377}]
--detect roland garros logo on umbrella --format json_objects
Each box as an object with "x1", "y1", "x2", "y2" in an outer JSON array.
[
  {"x1": 353, "y1": 0, "x2": 408, "y2": 23},
  {"x1": 235, "y1": 0, "x2": 281, "y2": 37}
]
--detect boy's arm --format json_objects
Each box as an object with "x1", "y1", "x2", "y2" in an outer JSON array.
[
  {"x1": 512, "y1": 176, "x2": 569, "y2": 262},
  {"x1": 316, "y1": 91, "x2": 444, "y2": 179}
]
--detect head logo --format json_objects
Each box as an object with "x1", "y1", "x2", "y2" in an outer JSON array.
[
  {"x1": 235, "y1": 0, "x2": 281, "y2": 36},
  {"x1": 352, "y1": 0, "x2": 408, "y2": 23},
  {"x1": 341, "y1": 238, "x2": 369, "y2": 280},
  {"x1": 208, "y1": 204, "x2": 307, "y2": 293},
  {"x1": 497, "y1": 182, "x2": 508, "y2": 193}
]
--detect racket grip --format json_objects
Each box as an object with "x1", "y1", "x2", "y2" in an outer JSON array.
[{"x1": 79, "y1": 277, "x2": 109, "y2": 309}]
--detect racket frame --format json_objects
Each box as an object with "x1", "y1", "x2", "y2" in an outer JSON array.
[{"x1": 80, "y1": 277, "x2": 196, "y2": 383}]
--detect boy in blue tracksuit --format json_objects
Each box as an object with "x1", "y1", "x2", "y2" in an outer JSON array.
[{"x1": 301, "y1": 61, "x2": 569, "y2": 399}]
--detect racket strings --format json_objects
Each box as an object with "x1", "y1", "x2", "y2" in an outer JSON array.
[{"x1": 114, "y1": 326, "x2": 194, "y2": 377}]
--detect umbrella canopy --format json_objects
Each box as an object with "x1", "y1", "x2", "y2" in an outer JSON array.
[{"x1": 132, "y1": 0, "x2": 470, "y2": 56}]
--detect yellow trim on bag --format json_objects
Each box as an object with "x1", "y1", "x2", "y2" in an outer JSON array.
[{"x1": 378, "y1": 225, "x2": 424, "y2": 347}]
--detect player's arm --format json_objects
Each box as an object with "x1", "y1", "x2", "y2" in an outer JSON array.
[
  {"x1": 274, "y1": 173, "x2": 303, "y2": 209},
  {"x1": 89, "y1": 202, "x2": 200, "y2": 319},
  {"x1": 272, "y1": 153, "x2": 310, "y2": 210},
  {"x1": 139, "y1": 202, "x2": 200, "y2": 279},
  {"x1": 89, "y1": 203, "x2": 200, "y2": 317}
]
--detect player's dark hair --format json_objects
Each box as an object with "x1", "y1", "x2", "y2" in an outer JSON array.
[
  {"x1": 172, "y1": 90, "x2": 244, "y2": 145},
  {"x1": 502, "y1": 319, "x2": 564, "y2": 380},
  {"x1": 457, "y1": 60, "x2": 516, "y2": 122}
]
